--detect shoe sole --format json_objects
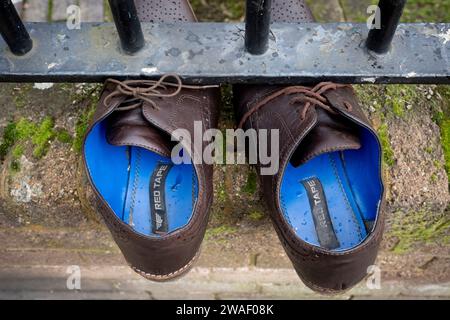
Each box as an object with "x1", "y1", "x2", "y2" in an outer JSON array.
[{"x1": 130, "y1": 248, "x2": 201, "y2": 282}]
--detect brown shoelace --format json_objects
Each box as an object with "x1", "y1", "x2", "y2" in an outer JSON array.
[
  {"x1": 103, "y1": 74, "x2": 218, "y2": 111},
  {"x1": 237, "y1": 82, "x2": 353, "y2": 128}
]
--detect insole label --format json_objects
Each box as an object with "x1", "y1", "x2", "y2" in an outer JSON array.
[
  {"x1": 150, "y1": 162, "x2": 173, "y2": 234},
  {"x1": 301, "y1": 178, "x2": 340, "y2": 249}
]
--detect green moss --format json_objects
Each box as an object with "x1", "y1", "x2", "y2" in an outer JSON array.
[
  {"x1": 13, "y1": 95, "x2": 27, "y2": 109},
  {"x1": 32, "y1": 117, "x2": 55, "y2": 158},
  {"x1": 432, "y1": 110, "x2": 444, "y2": 125},
  {"x1": 72, "y1": 85, "x2": 103, "y2": 153},
  {"x1": 391, "y1": 99, "x2": 404, "y2": 117},
  {"x1": 424, "y1": 146, "x2": 433, "y2": 154},
  {"x1": 430, "y1": 173, "x2": 438, "y2": 183},
  {"x1": 248, "y1": 210, "x2": 264, "y2": 221},
  {"x1": 73, "y1": 112, "x2": 91, "y2": 153},
  {"x1": 437, "y1": 85, "x2": 450, "y2": 102},
  {"x1": 205, "y1": 225, "x2": 237, "y2": 240},
  {"x1": 389, "y1": 210, "x2": 450, "y2": 253},
  {"x1": 216, "y1": 181, "x2": 227, "y2": 203},
  {"x1": 340, "y1": 0, "x2": 450, "y2": 23},
  {"x1": 220, "y1": 85, "x2": 235, "y2": 124},
  {"x1": 56, "y1": 129, "x2": 73, "y2": 144},
  {"x1": 377, "y1": 123, "x2": 395, "y2": 167},
  {"x1": 242, "y1": 169, "x2": 257, "y2": 194},
  {"x1": 190, "y1": 0, "x2": 244, "y2": 21},
  {"x1": 10, "y1": 160, "x2": 20, "y2": 172},
  {"x1": 15, "y1": 117, "x2": 56, "y2": 159},
  {"x1": 353, "y1": 85, "x2": 385, "y2": 116},
  {"x1": 354, "y1": 84, "x2": 422, "y2": 120},
  {"x1": 47, "y1": 0, "x2": 53, "y2": 22},
  {"x1": 57, "y1": 83, "x2": 76, "y2": 96},
  {"x1": 441, "y1": 119, "x2": 450, "y2": 180},
  {"x1": 336, "y1": 84, "x2": 431, "y2": 173},
  {"x1": 12, "y1": 144, "x2": 24, "y2": 159},
  {"x1": 8, "y1": 135, "x2": 24, "y2": 172},
  {"x1": 401, "y1": 0, "x2": 450, "y2": 22},
  {"x1": 0, "y1": 122, "x2": 18, "y2": 160},
  {"x1": 16, "y1": 118, "x2": 37, "y2": 140},
  {"x1": 339, "y1": 0, "x2": 377, "y2": 22},
  {"x1": 0, "y1": 116, "x2": 62, "y2": 161},
  {"x1": 434, "y1": 160, "x2": 442, "y2": 169},
  {"x1": 103, "y1": 0, "x2": 113, "y2": 22},
  {"x1": 434, "y1": 86, "x2": 450, "y2": 183},
  {"x1": 385, "y1": 85, "x2": 420, "y2": 118},
  {"x1": 228, "y1": 2, "x2": 245, "y2": 19}
]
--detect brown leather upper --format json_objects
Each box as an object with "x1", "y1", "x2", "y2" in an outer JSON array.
[
  {"x1": 82, "y1": 0, "x2": 220, "y2": 278},
  {"x1": 233, "y1": 0, "x2": 386, "y2": 293}
]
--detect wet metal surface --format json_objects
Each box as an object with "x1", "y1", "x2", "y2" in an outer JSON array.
[{"x1": 0, "y1": 22, "x2": 449, "y2": 84}]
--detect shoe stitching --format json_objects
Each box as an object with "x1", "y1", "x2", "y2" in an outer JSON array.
[
  {"x1": 265, "y1": 110, "x2": 296, "y2": 143},
  {"x1": 300, "y1": 272, "x2": 353, "y2": 295},
  {"x1": 111, "y1": 131, "x2": 171, "y2": 157},
  {"x1": 192, "y1": 170, "x2": 196, "y2": 206},
  {"x1": 328, "y1": 153, "x2": 362, "y2": 239},
  {"x1": 129, "y1": 148, "x2": 142, "y2": 227},
  {"x1": 297, "y1": 144, "x2": 360, "y2": 167},
  {"x1": 130, "y1": 249, "x2": 200, "y2": 280}
]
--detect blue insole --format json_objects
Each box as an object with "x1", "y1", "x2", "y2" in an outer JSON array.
[
  {"x1": 84, "y1": 122, "x2": 198, "y2": 236},
  {"x1": 280, "y1": 151, "x2": 369, "y2": 251}
]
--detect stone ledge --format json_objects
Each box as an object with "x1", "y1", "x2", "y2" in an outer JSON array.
[{"x1": 0, "y1": 265, "x2": 449, "y2": 300}]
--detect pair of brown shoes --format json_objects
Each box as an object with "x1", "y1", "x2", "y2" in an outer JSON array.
[{"x1": 82, "y1": 0, "x2": 385, "y2": 293}]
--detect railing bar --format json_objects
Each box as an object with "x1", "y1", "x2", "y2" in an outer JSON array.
[
  {"x1": 245, "y1": 0, "x2": 272, "y2": 55},
  {"x1": 0, "y1": 0, "x2": 33, "y2": 56},
  {"x1": 108, "y1": 0, "x2": 145, "y2": 54},
  {"x1": 366, "y1": 0, "x2": 407, "y2": 54}
]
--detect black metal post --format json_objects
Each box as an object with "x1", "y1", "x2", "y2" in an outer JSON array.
[
  {"x1": 108, "y1": 0, "x2": 145, "y2": 54},
  {"x1": 245, "y1": 0, "x2": 272, "y2": 55},
  {"x1": 366, "y1": 0, "x2": 407, "y2": 54},
  {"x1": 0, "y1": 0, "x2": 33, "y2": 56}
]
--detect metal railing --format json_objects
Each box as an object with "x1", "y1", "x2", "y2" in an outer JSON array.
[{"x1": 0, "y1": 0, "x2": 448, "y2": 84}]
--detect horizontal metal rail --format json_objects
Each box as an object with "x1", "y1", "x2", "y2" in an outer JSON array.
[{"x1": 0, "y1": 22, "x2": 448, "y2": 84}]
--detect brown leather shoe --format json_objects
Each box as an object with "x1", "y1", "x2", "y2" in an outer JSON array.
[
  {"x1": 234, "y1": 0, "x2": 385, "y2": 293},
  {"x1": 82, "y1": 0, "x2": 220, "y2": 281}
]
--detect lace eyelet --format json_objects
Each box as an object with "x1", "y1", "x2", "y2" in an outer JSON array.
[{"x1": 343, "y1": 101, "x2": 353, "y2": 111}]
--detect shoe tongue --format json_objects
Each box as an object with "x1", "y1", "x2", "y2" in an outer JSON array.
[
  {"x1": 105, "y1": 107, "x2": 173, "y2": 157},
  {"x1": 290, "y1": 108, "x2": 361, "y2": 167}
]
